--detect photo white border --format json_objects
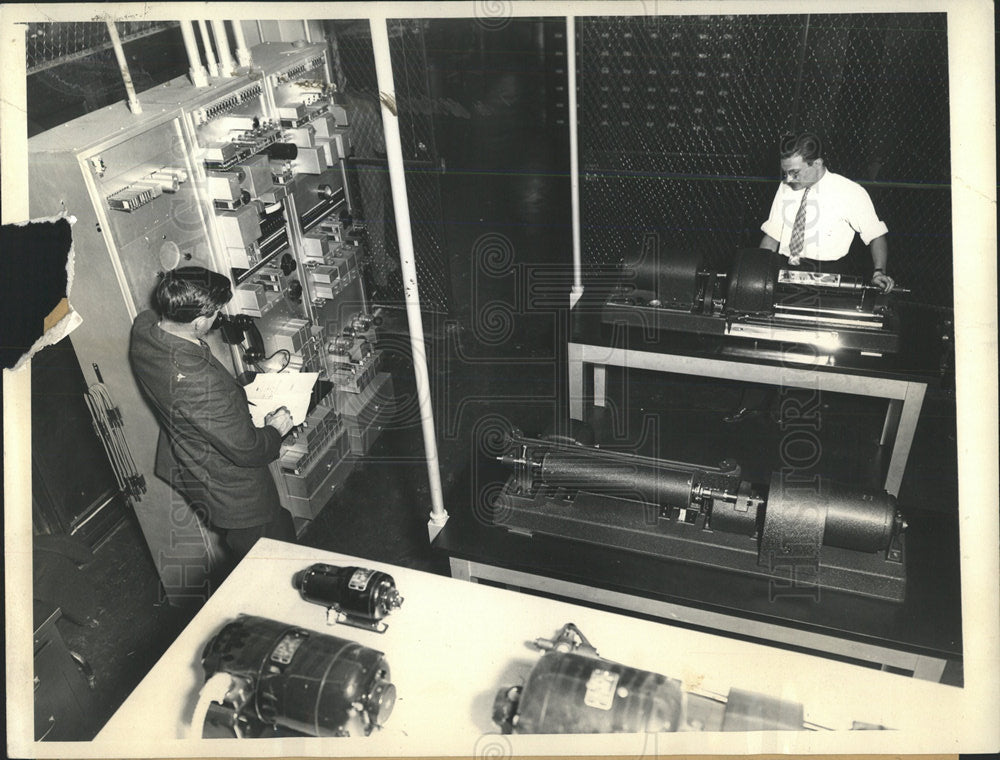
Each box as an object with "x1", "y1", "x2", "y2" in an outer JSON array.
[{"x1": 3, "y1": 1, "x2": 996, "y2": 756}]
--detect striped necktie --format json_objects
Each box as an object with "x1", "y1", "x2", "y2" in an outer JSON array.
[{"x1": 789, "y1": 186, "x2": 811, "y2": 257}]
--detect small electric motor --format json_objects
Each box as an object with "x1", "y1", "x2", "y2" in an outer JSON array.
[
  {"x1": 494, "y1": 624, "x2": 804, "y2": 734},
  {"x1": 200, "y1": 615, "x2": 395, "y2": 738},
  {"x1": 294, "y1": 563, "x2": 403, "y2": 633}
]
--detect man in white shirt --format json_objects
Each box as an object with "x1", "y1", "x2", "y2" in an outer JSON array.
[
  {"x1": 724, "y1": 133, "x2": 895, "y2": 423},
  {"x1": 759, "y1": 132, "x2": 894, "y2": 291}
]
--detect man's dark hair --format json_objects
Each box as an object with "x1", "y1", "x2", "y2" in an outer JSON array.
[
  {"x1": 153, "y1": 266, "x2": 232, "y2": 323},
  {"x1": 779, "y1": 132, "x2": 824, "y2": 164}
]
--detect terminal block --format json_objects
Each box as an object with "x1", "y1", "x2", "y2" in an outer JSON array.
[
  {"x1": 191, "y1": 82, "x2": 265, "y2": 126},
  {"x1": 107, "y1": 182, "x2": 162, "y2": 212}
]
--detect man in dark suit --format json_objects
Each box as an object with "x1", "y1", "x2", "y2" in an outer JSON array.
[{"x1": 129, "y1": 266, "x2": 295, "y2": 559}]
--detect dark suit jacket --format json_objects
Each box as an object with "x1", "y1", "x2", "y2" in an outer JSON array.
[{"x1": 129, "y1": 310, "x2": 283, "y2": 528}]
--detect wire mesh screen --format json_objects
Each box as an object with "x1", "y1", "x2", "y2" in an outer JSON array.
[
  {"x1": 26, "y1": 21, "x2": 179, "y2": 73},
  {"x1": 26, "y1": 22, "x2": 189, "y2": 136},
  {"x1": 327, "y1": 20, "x2": 453, "y2": 313},
  {"x1": 578, "y1": 13, "x2": 951, "y2": 308}
]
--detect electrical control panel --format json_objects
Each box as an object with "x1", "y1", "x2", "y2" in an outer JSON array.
[{"x1": 28, "y1": 37, "x2": 394, "y2": 554}]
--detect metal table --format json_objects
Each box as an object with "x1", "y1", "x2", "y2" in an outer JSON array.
[{"x1": 568, "y1": 295, "x2": 941, "y2": 496}]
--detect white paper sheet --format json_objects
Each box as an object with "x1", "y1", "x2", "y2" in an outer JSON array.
[{"x1": 243, "y1": 371, "x2": 318, "y2": 427}]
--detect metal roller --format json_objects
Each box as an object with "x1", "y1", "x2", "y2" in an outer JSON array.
[
  {"x1": 724, "y1": 248, "x2": 781, "y2": 315},
  {"x1": 822, "y1": 479, "x2": 897, "y2": 553},
  {"x1": 539, "y1": 450, "x2": 695, "y2": 509},
  {"x1": 625, "y1": 246, "x2": 703, "y2": 308},
  {"x1": 497, "y1": 432, "x2": 907, "y2": 600}
]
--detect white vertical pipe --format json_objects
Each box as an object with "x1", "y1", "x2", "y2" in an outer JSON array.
[
  {"x1": 211, "y1": 19, "x2": 235, "y2": 77},
  {"x1": 369, "y1": 18, "x2": 448, "y2": 537},
  {"x1": 197, "y1": 20, "x2": 219, "y2": 78},
  {"x1": 231, "y1": 20, "x2": 253, "y2": 67},
  {"x1": 567, "y1": 16, "x2": 583, "y2": 307},
  {"x1": 303, "y1": 20, "x2": 313, "y2": 43},
  {"x1": 105, "y1": 21, "x2": 142, "y2": 114},
  {"x1": 179, "y1": 20, "x2": 208, "y2": 87}
]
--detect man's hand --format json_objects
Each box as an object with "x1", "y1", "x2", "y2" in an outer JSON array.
[
  {"x1": 871, "y1": 271, "x2": 895, "y2": 293},
  {"x1": 264, "y1": 406, "x2": 295, "y2": 437}
]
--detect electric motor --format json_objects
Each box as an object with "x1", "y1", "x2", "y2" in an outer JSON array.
[
  {"x1": 294, "y1": 563, "x2": 403, "y2": 632},
  {"x1": 201, "y1": 615, "x2": 395, "y2": 738},
  {"x1": 495, "y1": 649, "x2": 684, "y2": 733},
  {"x1": 494, "y1": 624, "x2": 804, "y2": 734}
]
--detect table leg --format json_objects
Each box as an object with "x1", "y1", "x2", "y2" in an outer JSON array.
[
  {"x1": 881, "y1": 399, "x2": 903, "y2": 447},
  {"x1": 594, "y1": 365, "x2": 607, "y2": 408},
  {"x1": 910, "y1": 655, "x2": 947, "y2": 683},
  {"x1": 449, "y1": 558, "x2": 476, "y2": 583},
  {"x1": 569, "y1": 345, "x2": 584, "y2": 420},
  {"x1": 883, "y1": 383, "x2": 926, "y2": 496}
]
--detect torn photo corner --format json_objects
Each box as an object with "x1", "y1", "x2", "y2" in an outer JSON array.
[{"x1": 1, "y1": 213, "x2": 82, "y2": 372}]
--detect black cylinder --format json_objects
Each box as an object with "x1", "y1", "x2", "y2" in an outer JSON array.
[
  {"x1": 202, "y1": 615, "x2": 394, "y2": 737},
  {"x1": 762, "y1": 474, "x2": 897, "y2": 554},
  {"x1": 725, "y1": 249, "x2": 780, "y2": 316},
  {"x1": 539, "y1": 451, "x2": 694, "y2": 508},
  {"x1": 709, "y1": 485, "x2": 760, "y2": 537},
  {"x1": 822, "y1": 480, "x2": 896, "y2": 553},
  {"x1": 293, "y1": 564, "x2": 403, "y2": 623},
  {"x1": 625, "y1": 246, "x2": 702, "y2": 309},
  {"x1": 267, "y1": 142, "x2": 299, "y2": 161},
  {"x1": 495, "y1": 651, "x2": 683, "y2": 733}
]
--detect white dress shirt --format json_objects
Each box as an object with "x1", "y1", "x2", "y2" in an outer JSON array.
[{"x1": 760, "y1": 170, "x2": 888, "y2": 261}]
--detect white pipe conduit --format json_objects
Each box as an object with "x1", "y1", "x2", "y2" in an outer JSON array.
[
  {"x1": 196, "y1": 20, "x2": 219, "y2": 78},
  {"x1": 368, "y1": 18, "x2": 449, "y2": 538},
  {"x1": 211, "y1": 20, "x2": 235, "y2": 77},
  {"x1": 179, "y1": 20, "x2": 208, "y2": 87},
  {"x1": 231, "y1": 20, "x2": 252, "y2": 68},
  {"x1": 567, "y1": 16, "x2": 583, "y2": 307},
  {"x1": 105, "y1": 21, "x2": 142, "y2": 113}
]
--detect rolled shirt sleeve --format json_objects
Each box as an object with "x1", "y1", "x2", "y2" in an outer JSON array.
[
  {"x1": 848, "y1": 182, "x2": 889, "y2": 245},
  {"x1": 760, "y1": 184, "x2": 790, "y2": 243}
]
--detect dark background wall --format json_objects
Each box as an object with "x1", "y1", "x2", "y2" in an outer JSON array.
[
  {"x1": 27, "y1": 14, "x2": 952, "y2": 313},
  {"x1": 325, "y1": 13, "x2": 951, "y2": 314},
  {"x1": 576, "y1": 13, "x2": 951, "y2": 308}
]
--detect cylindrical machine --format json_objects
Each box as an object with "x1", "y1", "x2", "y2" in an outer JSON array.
[
  {"x1": 518, "y1": 437, "x2": 899, "y2": 554},
  {"x1": 709, "y1": 482, "x2": 762, "y2": 536},
  {"x1": 294, "y1": 564, "x2": 403, "y2": 625},
  {"x1": 494, "y1": 650, "x2": 684, "y2": 734},
  {"x1": 762, "y1": 474, "x2": 897, "y2": 554},
  {"x1": 494, "y1": 624, "x2": 805, "y2": 734},
  {"x1": 538, "y1": 450, "x2": 697, "y2": 510},
  {"x1": 623, "y1": 245, "x2": 703, "y2": 310},
  {"x1": 822, "y1": 479, "x2": 897, "y2": 552},
  {"x1": 725, "y1": 248, "x2": 781, "y2": 315},
  {"x1": 201, "y1": 615, "x2": 395, "y2": 737}
]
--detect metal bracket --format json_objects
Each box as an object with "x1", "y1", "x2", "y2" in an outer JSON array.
[{"x1": 325, "y1": 605, "x2": 388, "y2": 634}]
